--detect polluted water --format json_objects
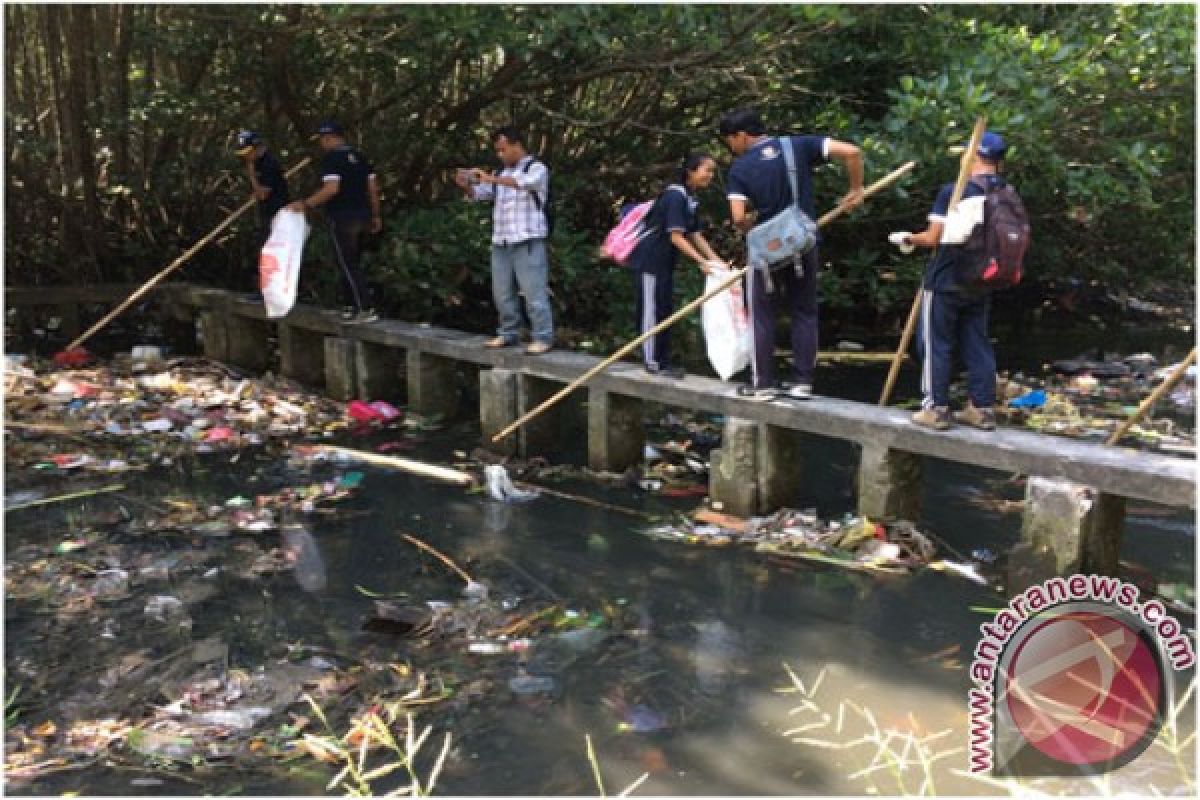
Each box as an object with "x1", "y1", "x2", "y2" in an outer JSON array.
[{"x1": 281, "y1": 523, "x2": 328, "y2": 592}]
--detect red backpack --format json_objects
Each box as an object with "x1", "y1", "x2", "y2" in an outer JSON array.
[{"x1": 957, "y1": 178, "x2": 1031, "y2": 292}]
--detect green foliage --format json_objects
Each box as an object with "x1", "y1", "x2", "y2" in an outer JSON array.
[{"x1": 4, "y1": 4, "x2": 1193, "y2": 341}]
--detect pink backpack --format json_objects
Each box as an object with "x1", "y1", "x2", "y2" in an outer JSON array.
[{"x1": 602, "y1": 200, "x2": 657, "y2": 265}]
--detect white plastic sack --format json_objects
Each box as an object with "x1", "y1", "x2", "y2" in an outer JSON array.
[
  {"x1": 702, "y1": 269, "x2": 752, "y2": 381},
  {"x1": 484, "y1": 465, "x2": 539, "y2": 503},
  {"x1": 259, "y1": 209, "x2": 309, "y2": 319},
  {"x1": 939, "y1": 194, "x2": 985, "y2": 245}
]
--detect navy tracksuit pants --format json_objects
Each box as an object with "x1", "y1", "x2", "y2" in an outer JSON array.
[
  {"x1": 328, "y1": 217, "x2": 374, "y2": 312},
  {"x1": 634, "y1": 267, "x2": 674, "y2": 370},
  {"x1": 747, "y1": 248, "x2": 820, "y2": 389},
  {"x1": 916, "y1": 289, "x2": 996, "y2": 409}
]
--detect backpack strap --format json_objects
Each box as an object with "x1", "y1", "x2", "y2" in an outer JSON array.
[
  {"x1": 519, "y1": 157, "x2": 545, "y2": 211},
  {"x1": 781, "y1": 137, "x2": 801, "y2": 211}
]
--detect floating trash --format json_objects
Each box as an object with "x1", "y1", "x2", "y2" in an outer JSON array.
[{"x1": 484, "y1": 465, "x2": 539, "y2": 503}]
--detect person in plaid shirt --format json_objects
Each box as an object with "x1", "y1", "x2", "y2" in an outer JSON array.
[{"x1": 456, "y1": 125, "x2": 554, "y2": 354}]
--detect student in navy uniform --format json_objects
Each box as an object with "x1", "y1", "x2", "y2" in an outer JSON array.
[
  {"x1": 455, "y1": 125, "x2": 554, "y2": 355},
  {"x1": 719, "y1": 108, "x2": 863, "y2": 401},
  {"x1": 235, "y1": 130, "x2": 290, "y2": 244},
  {"x1": 888, "y1": 131, "x2": 1008, "y2": 432},
  {"x1": 627, "y1": 153, "x2": 727, "y2": 378},
  {"x1": 287, "y1": 119, "x2": 381, "y2": 323}
]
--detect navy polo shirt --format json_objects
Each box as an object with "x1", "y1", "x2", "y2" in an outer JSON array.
[
  {"x1": 726, "y1": 135, "x2": 829, "y2": 223},
  {"x1": 255, "y1": 150, "x2": 290, "y2": 219},
  {"x1": 924, "y1": 174, "x2": 1006, "y2": 291},
  {"x1": 320, "y1": 145, "x2": 376, "y2": 221},
  {"x1": 627, "y1": 185, "x2": 702, "y2": 275}
]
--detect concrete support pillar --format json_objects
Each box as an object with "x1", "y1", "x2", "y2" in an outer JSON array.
[
  {"x1": 278, "y1": 324, "x2": 326, "y2": 386},
  {"x1": 856, "y1": 443, "x2": 923, "y2": 520},
  {"x1": 406, "y1": 349, "x2": 459, "y2": 417},
  {"x1": 197, "y1": 311, "x2": 230, "y2": 362},
  {"x1": 324, "y1": 337, "x2": 357, "y2": 401},
  {"x1": 709, "y1": 418, "x2": 805, "y2": 517},
  {"x1": 587, "y1": 389, "x2": 645, "y2": 473},
  {"x1": 225, "y1": 315, "x2": 273, "y2": 372},
  {"x1": 354, "y1": 340, "x2": 404, "y2": 403},
  {"x1": 480, "y1": 368, "x2": 519, "y2": 458},
  {"x1": 517, "y1": 374, "x2": 586, "y2": 460},
  {"x1": 1015, "y1": 477, "x2": 1126, "y2": 586}
]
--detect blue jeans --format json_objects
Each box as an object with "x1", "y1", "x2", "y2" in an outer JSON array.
[
  {"x1": 916, "y1": 289, "x2": 996, "y2": 409},
  {"x1": 491, "y1": 238, "x2": 553, "y2": 344}
]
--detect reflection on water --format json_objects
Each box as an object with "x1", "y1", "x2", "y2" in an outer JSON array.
[{"x1": 4, "y1": 415, "x2": 1194, "y2": 796}]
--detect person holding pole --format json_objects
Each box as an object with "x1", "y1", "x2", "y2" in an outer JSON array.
[
  {"x1": 719, "y1": 108, "x2": 864, "y2": 401},
  {"x1": 627, "y1": 153, "x2": 728, "y2": 378},
  {"x1": 888, "y1": 131, "x2": 1008, "y2": 431},
  {"x1": 286, "y1": 119, "x2": 381, "y2": 324},
  {"x1": 235, "y1": 130, "x2": 290, "y2": 245},
  {"x1": 455, "y1": 126, "x2": 555, "y2": 355}
]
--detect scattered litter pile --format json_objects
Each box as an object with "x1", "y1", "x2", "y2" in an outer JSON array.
[
  {"x1": 4, "y1": 353, "x2": 351, "y2": 472},
  {"x1": 994, "y1": 352, "x2": 1196, "y2": 455},
  {"x1": 643, "y1": 508, "x2": 962, "y2": 578}
]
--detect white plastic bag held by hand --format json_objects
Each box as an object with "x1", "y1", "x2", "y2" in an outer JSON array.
[
  {"x1": 939, "y1": 195, "x2": 985, "y2": 245},
  {"x1": 259, "y1": 209, "x2": 310, "y2": 318},
  {"x1": 702, "y1": 269, "x2": 751, "y2": 381},
  {"x1": 888, "y1": 232, "x2": 915, "y2": 255}
]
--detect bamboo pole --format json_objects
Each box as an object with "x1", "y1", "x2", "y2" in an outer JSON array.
[
  {"x1": 5, "y1": 483, "x2": 125, "y2": 512},
  {"x1": 398, "y1": 532, "x2": 474, "y2": 585},
  {"x1": 63, "y1": 156, "x2": 314, "y2": 352},
  {"x1": 492, "y1": 160, "x2": 917, "y2": 443},
  {"x1": 304, "y1": 445, "x2": 475, "y2": 487},
  {"x1": 879, "y1": 118, "x2": 987, "y2": 407},
  {"x1": 1106, "y1": 348, "x2": 1196, "y2": 446}
]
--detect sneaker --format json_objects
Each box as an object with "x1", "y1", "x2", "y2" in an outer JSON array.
[
  {"x1": 339, "y1": 306, "x2": 356, "y2": 321},
  {"x1": 484, "y1": 336, "x2": 516, "y2": 349},
  {"x1": 782, "y1": 383, "x2": 812, "y2": 401},
  {"x1": 344, "y1": 309, "x2": 378, "y2": 324},
  {"x1": 646, "y1": 364, "x2": 686, "y2": 380},
  {"x1": 525, "y1": 341, "x2": 553, "y2": 355},
  {"x1": 954, "y1": 404, "x2": 996, "y2": 431},
  {"x1": 912, "y1": 407, "x2": 952, "y2": 431},
  {"x1": 737, "y1": 384, "x2": 781, "y2": 402}
]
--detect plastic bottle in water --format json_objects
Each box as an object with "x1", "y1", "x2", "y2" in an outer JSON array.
[{"x1": 282, "y1": 524, "x2": 327, "y2": 592}]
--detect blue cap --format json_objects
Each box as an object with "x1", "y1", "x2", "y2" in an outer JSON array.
[
  {"x1": 978, "y1": 131, "x2": 1007, "y2": 161},
  {"x1": 235, "y1": 130, "x2": 260, "y2": 155},
  {"x1": 317, "y1": 119, "x2": 345, "y2": 136}
]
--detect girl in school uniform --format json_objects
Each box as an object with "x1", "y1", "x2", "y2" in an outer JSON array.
[{"x1": 627, "y1": 153, "x2": 728, "y2": 378}]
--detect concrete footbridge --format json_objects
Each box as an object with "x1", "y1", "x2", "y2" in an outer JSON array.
[{"x1": 8, "y1": 283, "x2": 1195, "y2": 579}]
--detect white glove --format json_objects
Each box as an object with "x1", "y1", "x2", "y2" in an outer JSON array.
[
  {"x1": 888, "y1": 232, "x2": 915, "y2": 255},
  {"x1": 704, "y1": 259, "x2": 730, "y2": 273},
  {"x1": 940, "y1": 195, "x2": 985, "y2": 245}
]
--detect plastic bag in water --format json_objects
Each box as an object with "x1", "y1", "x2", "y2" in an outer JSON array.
[
  {"x1": 282, "y1": 525, "x2": 327, "y2": 592},
  {"x1": 484, "y1": 465, "x2": 539, "y2": 503}
]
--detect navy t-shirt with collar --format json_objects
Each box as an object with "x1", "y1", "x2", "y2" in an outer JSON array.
[
  {"x1": 924, "y1": 174, "x2": 1006, "y2": 291},
  {"x1": 627, "y1": 184, "x2": 703, "y2": 275},
  {"x1": 726, "y1": 135, "x2": 829, "y2": 224},
  {"x1": 254, "y1": 150, "x2": 290, "y2": 220},
  {"x1": 320, "y1": 145, "x2": 376, "y2": 221}
]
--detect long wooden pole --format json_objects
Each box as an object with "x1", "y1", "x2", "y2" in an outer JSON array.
[
  {"x1": 878, "y1": 118, "x2": 987, "y2": 407},
  {"x1": 64, "y1": 156, "x2": 314, "y2": 352},
  {"x1": 302, "y1": 444, "x2": 475, "y2": 486},
  {"x1": 493, "y1": 160, "x2": 917, "y2": 443},
  {"x1": 1106, "y1": 348, "x2": 1196, "y2": 446}
]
